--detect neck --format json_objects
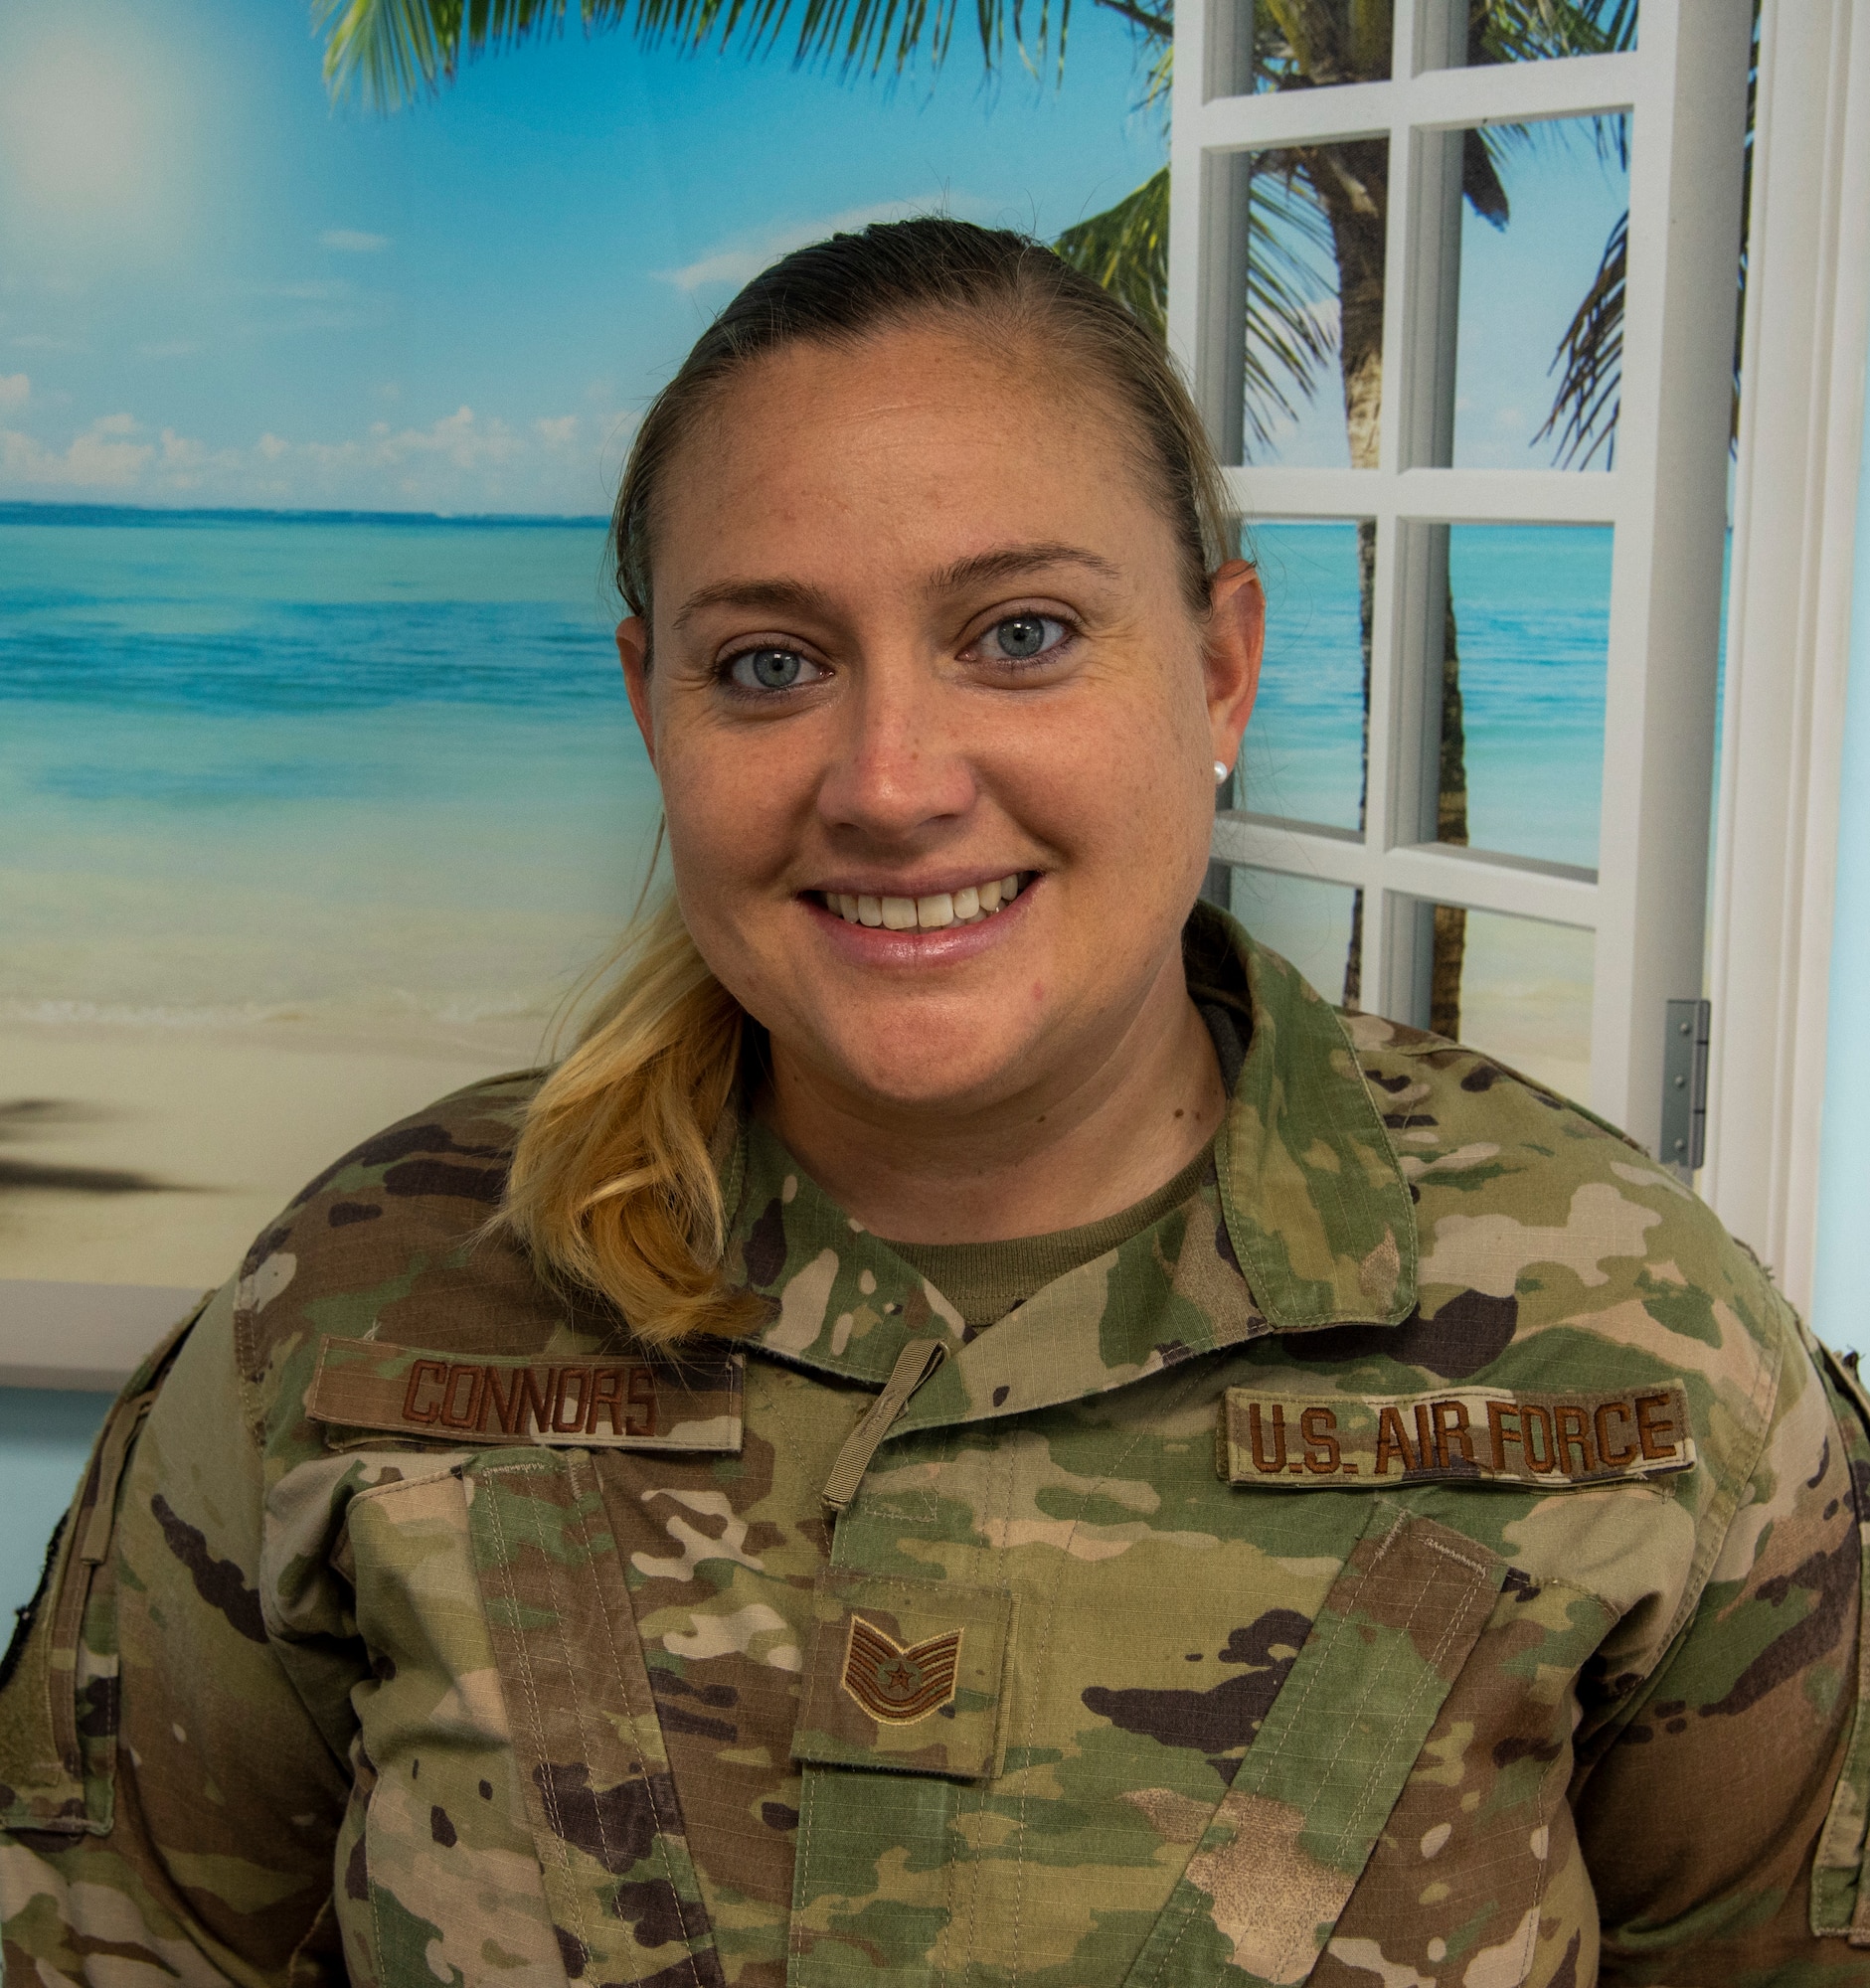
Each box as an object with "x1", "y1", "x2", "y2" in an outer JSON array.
[{"x1": 761, "y1": 959, "x2": 1227, "y2": 1244}]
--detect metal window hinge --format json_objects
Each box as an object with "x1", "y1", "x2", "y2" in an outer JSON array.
[{"x1": 1660, "y1": 999, "x2": 1711, "y2": 1180}]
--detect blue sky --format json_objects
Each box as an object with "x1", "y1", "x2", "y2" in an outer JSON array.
[
  {"x1": 0, "y1": 0, "x2": 1164, "y2": 512},
  {"x1": 0, "y1": 0, "x2": 1628, "y2": 513}
]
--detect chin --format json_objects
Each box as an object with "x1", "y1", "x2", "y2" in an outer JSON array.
[{"x1": 816, "y1": 1019, "x2": 1034, "y2": 1114}]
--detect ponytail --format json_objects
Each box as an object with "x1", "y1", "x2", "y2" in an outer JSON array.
[{"x1": 501, "y1": 890, "x2": 765, "y2": 1346}]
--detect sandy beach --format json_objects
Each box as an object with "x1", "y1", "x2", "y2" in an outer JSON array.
[
  {"x1": 0, "y1": 1013, "x2": 551, "y2": 1287},
  {"x1": 0, "y1": 900, "x2": 1594, "y2": 1296}
]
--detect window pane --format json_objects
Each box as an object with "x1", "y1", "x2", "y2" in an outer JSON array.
[
  {"x1": 1445, "y1": 906, "x2": 1594, "y2": 1104},
  {"x1": 1242, "y1": 518, "x2": 1369, "y2": 831},
  {"x1": 1228, "y1": 141, "x2": 1389, "y2": 468},
  {"x1": 1224, "y1": 867, "x2": 1360, "y2": 1007},
  {"x1": 1433, "y1": 1, "x2": 1637, "y2": 67},
  {"x1": 1442, "y1": 524, "x2": 1609, "y2": 871},
  {"x1": 1452, "y1": 114, "x2": 1629, "y2": 470},
  {"x1": 1240, "y1": 2, "x2": 1393, "y2": 93}
]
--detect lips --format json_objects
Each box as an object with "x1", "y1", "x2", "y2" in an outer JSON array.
[{"x1": 815, "y1": 873, "x2": 1028, "y2": 931}]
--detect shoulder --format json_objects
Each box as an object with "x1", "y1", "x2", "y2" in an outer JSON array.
[
  {"x1": 1329, "y1": 1009, "x2": 1795, "y2": 1501},
  {"x1": 229, "y1": 1068, "x2": 601, "y2": 1437}
]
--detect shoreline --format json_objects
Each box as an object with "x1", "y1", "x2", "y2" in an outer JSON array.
[{"x1": 0, "y1": 1010, "x2": 552, "y2": 1287}]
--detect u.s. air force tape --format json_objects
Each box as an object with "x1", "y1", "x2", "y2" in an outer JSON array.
[
  {"x1": 306, "y1": 1336, "x2": 743, "y2": 1451},
  {"x1": 1217, "y1": 1382, "x2": 1694, "y2": 1489}
]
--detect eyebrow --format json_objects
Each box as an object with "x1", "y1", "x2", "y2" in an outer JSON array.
[
  {"x1": 669, "y1": 541, "x2": 1120, "y2": 632},
  {"x1": 927, "y1": 542, "x2": 1122, "y2": 592}
]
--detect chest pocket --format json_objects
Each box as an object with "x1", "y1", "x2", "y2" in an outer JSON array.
[
  {"x1": 338, "y1": 1446, "x2": 727, "y2": 1988},
  {"x1": 1124, "y1": 1502, "x2": 1505, "y2": 1988},
  {"x1": 464, "y1": 1449, "x2": 724, "y2": 1987}
]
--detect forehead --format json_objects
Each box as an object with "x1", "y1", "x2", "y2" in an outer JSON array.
[{"x1": 649, "y1": 323, "x2": 1176, "y2": 594}]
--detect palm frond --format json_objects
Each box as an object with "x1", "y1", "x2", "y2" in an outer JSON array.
[
  {"x1": 1240, "y1": 162, "x2": 1340, "y2": 451},
  {"x1": 317, "y1": 0, "x2": 1082, "y2": 102},
  {"x1": 1535, "y1": 207, "x2": 1622, "y2": 467},
  {"x1": 1053, "y1": 160, "x2": 1335, "y2": 454},
  {"x1": 1055, "y1": 168, "x2": 1170, "y2": 336},
  {"x1": 1468, "y1": 0, "x2": 1632, "y2": 67},
  {"x1": 317, "y1": 0, "x2": 605, "y2": 104}
]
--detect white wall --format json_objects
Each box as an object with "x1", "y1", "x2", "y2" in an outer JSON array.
[{"x1": 1813, "y1": 349, "x2": 1870, "y2": 1357}]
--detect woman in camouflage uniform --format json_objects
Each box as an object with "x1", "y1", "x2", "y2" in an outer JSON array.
[{"x1": 4, "y1": 219, "x2": 1868, "y2": 1988}]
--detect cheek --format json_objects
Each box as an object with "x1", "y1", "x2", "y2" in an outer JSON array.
[
  {"x1": 652, "y1": 716, "x2": 798, "y2": 892},
  {"x1": 1048, "y1": 671, "x2": 1214, "y2": 865}
]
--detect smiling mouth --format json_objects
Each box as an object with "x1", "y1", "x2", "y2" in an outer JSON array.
[{"x1": 814, "y1": 873, "x2": 1032, "y2": 931}]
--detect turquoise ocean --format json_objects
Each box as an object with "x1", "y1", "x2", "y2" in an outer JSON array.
[{"x1": 0, "y1": 504, "x2": 1610, "y2": 1053}]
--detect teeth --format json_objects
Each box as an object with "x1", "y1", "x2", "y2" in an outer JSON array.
[{"x1": 826, "y1": 874, "x2": 1027, "y2": 930}]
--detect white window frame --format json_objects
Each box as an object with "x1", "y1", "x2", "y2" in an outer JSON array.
[
  {"x1": 1169, "y1": 0, "x2": 1751, "y2": 1162},
  {"x1": 1702, "y1": 0, "x2": 1870, "y2": 1313}
]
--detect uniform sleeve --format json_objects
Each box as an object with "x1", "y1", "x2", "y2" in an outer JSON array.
[
  {"x1": 1576, "y1": 1306, "x2": 1870, "y2": 1984},
  {"x1": 0, "y1": 1283, "x2": 357, "y2": 1987}
]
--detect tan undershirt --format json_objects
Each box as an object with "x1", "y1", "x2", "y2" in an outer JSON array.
[{"x1": 879, "y1": 1143, "x2": 1215, "y2": 1331}]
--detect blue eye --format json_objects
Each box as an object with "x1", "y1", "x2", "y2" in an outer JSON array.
[
  {"x1": 729, "y1": 648, "x2": 811, "y2": 691},
  {"x1": 984, "y1": 614, "x2": 1067, "y2": 663}
]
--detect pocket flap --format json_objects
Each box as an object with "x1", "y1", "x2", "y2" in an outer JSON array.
[
  {"x1": 1126, "y1": 1502, "x2": 1505, "y2": 1988},
  {"x1": 792, "y1": 1571, "x2": 1012, "y2": 1780},
  {"x1": 463, "y1": 1451, "x2": 724, "y2": 1984}
]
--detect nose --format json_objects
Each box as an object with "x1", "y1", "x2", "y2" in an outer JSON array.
[{"x1": 815, "y1": 655, "x2": 978, "y2": 842}]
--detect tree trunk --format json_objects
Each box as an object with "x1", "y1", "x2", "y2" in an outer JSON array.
[
  {"x1": 1342, "y1": 514, "x2": 1377, "y2": 1010},
  {"x1": 1298, "y1": 140, "x2": 1385, "y2": 1011},
  {"x1": 1298, "y1": 132, "x2": 1469, "y2": 1036},
  {"x1": 1432, "y1": 589, "x2": 1468, "y2": 1039}
]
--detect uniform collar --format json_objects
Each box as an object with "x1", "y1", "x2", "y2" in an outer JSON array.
[{"x1": 720, "y1": 906, "x2": 1417, "y2": 1417}]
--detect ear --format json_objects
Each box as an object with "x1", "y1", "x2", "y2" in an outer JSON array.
[
  {"x1": 1203, "y1": 561, "x2": 1265, "y2": 772},
  {"x1": 616, "y1": 617, "x2": 656, "y2": 769}
]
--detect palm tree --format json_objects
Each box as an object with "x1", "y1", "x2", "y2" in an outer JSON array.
[
  {"x1": 1155, "y1": 1, "x2": 1637, "y2": 1031},
  {"x1": 318, "y1": 0, "x2": 1638, "y2": 1035}
]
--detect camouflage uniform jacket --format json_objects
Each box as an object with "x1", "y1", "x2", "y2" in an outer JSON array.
[{"x1": 6, "y1": 911, "x2": 1870, "y2": 1988}]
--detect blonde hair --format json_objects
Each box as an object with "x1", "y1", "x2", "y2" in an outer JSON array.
[
  {"x1": 501, "y1": 217, "x2": 1235, "y2": 1343},
  {"x1": 503, "y1": 890, "x2": 766, "y2": 1346}
]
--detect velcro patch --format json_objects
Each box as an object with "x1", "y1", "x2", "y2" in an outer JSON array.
[
  {"x1": 1218, "y1": 1382, "x2": 1693, "y2": 1489},
  {"x1": 794, "y1": 1572, "x2": 1012, "y2": 1780},
  {"x1": 307, "y1": 1336, "x2": 742, "y2": 1451}
]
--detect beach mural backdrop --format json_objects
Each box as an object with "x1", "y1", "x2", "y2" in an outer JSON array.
[{"x1": 1, "y1": 0, "x2": 1627, "y2": 1290}]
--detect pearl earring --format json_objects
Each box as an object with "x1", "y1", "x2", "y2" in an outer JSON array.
[{"x1": 1213, "y1": 761, "x2": 1231, "y2": 784}]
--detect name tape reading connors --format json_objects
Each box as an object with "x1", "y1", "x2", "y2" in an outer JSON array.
[
  {"x1": 307, "y1": 1337, "x2": 743, "y2": 1451},
  {"x1": 1217, "y1": 1382, "x2": 1694, "y2": 1489}
]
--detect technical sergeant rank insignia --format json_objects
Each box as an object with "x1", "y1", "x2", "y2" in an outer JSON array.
[{"x1": 841, "y1": 1616, "x2": 964, "y2": 1724}]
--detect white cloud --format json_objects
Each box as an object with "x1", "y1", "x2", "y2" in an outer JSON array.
[
  {"x1": 0, "y1": 374, "x2": 29, "y2": 412},
  {"x1": 657, "y1": 199, "x2": 992, "y2": 294},
  {"x1": 9, "y1": 333, "x2": 73, "y2": 352},
  {"x1": 302, "y1": 406, "x2": 524, "y2": 476},
  {"x1": 320, "y1": 228, "x2": 391, "y2": 253},
  {"x1": 1, "y1": 400, "x2": 608, "y2": 512},
  {"x1": 1, "y1": 412, "x2": 154, "y2": 487}
]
